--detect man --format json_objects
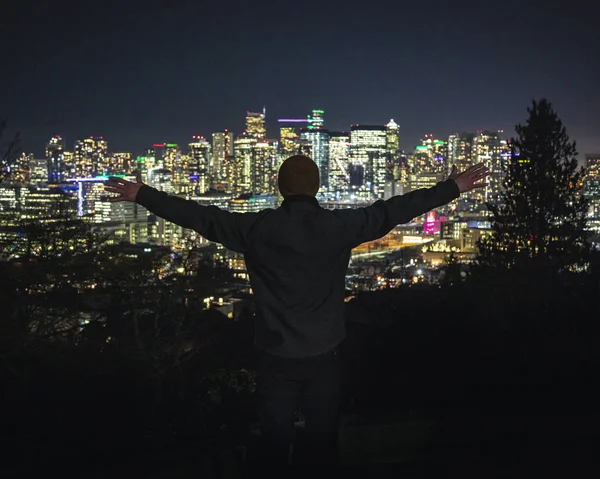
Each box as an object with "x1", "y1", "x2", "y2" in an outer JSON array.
[{"x1": 105, "y1": 156, "x2": 488, "y2": 473}]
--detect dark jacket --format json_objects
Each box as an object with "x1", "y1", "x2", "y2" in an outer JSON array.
[{"x1": 136, "y1": 179, "x2": 459, "y2": 358}]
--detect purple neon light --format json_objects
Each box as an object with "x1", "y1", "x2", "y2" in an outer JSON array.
[{"x1": 278, "y1": 119, "x2": 308, "y2": 123}]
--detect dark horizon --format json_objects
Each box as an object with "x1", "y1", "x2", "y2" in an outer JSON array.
[{"x1": 2, "y1": 1, "x2": 599, "y2": 158}]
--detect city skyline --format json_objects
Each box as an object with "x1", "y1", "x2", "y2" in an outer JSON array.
[{"x1": 2, "y1": 1, "x2": 598, "y2": 158}]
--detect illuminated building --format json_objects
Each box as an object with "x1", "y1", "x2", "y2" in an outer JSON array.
[
  {"x1": 188, "y1": 137, "x2": 211, "y2": 196},
  {"x1": 135, "y1": 154, "x2": 157, "y2": 184},
  {"x1": 328, "y1": 132, "x2": 350, "y2": 196},
  {"x1": 252, "y1": 141, "x2": 277, "y2": 194},
  {"x1": 448, "y1": 133, "x2": 474, "y2": 172},
  {"x1": 66, "y1": 175, "x2": 135, "y2": 224},
  {"x1": 306, "y1": 109, "x2": 324, "y2": 130},
  {"x1": 385, "y1": 119, "x2": 400, "y2": 162},
  {"x1": 297, "y1": 139, "x2": 313, "y2": 158},
  {"x1": 211, "y1": 131, "x2": 234, "y2": 190},
  {"x1": 110, "y1": 152, "x2": 132, "y2": 175},
  {"x1": 472, "y1": 130, "x2": 508, "y2": 204},
  {"x1": 194, "y1": 191, "x2": 232, "y2": 210},
  {"x1": 143, "y1": 169, "x2": 184, "y2": 249},
  {"x1": 300, "y1": 128, "x2": 329, "y2": 190},
  {"x1": 279, "y1": 126, "x2": 300, "y2": 157},
  {"x1": 46, "y1": 135, "x2": 65, "y2": 183},
  {"x1": 74, "y1": 137, "x2": 107, "y2": 178},
  {"x1": 0, "y1": 184, "x2": 79, "y2": 257},
  {"x1": 7, "y1": 153, "x2": 31, "y2": 185},
  {"x1": 584, "y1": 154, "x2": 600, "y2": 231},
  {"x1": 350, "y1": 125, "x2": 387, "y2": 199},
  {"x1": 231, "y1": 135, "x2": 255, "y2": 195},
  {"x1": 245, "y1": 108, "x2": 266, "y2": 140},
  {"x1": 30, "y1": 158, "x2": 49, "y2": 185},
  {"x1": 228, "y1": 193, "x2": 278, "y2": 213},
  {"x1": 413, "y1": 135, "x2": 447, "y2": 176}
]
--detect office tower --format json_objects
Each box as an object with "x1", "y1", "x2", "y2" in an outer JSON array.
[
  {"x1": 584, "y1": 154, "x2": 600, "y2": 231},
  {"x1": 211, "y1": 130, "x2": 234, "y2": 190},
  {"x1": 279, "y1": 127, "x2": 300, "y2": 157},
  {"x1": 448, "y1": 133, "x2": 475, "y2": 173},
  {"x1": 300, "y1": 128, "x2": 330, "y2": 190},
  {"x1": 413, "y1": 135, "x2": 447, "y2": 176},
  {"x1": 135, "y1": 153, "x2": 158, "y2": 184},
  {"x1": 350, "y1": 125, "x2": 387, "y2": 199},
  {"x1": 30, "y1": 158, "x2": 49, "y2": 185},
  {"x1": 232, "y1": 135, "x2": 256, "y2": 195},
  {"x1": 110, "y1": 153, "x2": 132, "y2": 175},
  {"x1": 307, "y1": 109, "x2": 324, "y2": 130},
  {"x1": 188, "y1": 137, "x2": 211, "y2": 195},
  {"x1": 328, "y1": 132, "x2": 350, "y2": 196},
  {"x1": 385, "y1": 119, "x2": 400, "y2": 163},
  {"x1": 252, "y1": 141, "x2": 277, "y2": 194},
  {"x1": 46, "y1": 135, "x2": 65, "y2": 183},
  {"x1": 246, "y1": 108, "x2": 266, "y2": 140},
  {"x1": 472, "y1": 130, "x2": 508, "y2": 204},
  {"x1": 73, "y1": 137, "x2": 107, "y2": 178}
]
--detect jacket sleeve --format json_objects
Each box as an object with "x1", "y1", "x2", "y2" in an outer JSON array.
[
  {"x1": 135, "y1": 184, "x2": 260, "y2": 253},
  {"x1": 333, "y1": 179, "x2": 460, "y2": 249}
]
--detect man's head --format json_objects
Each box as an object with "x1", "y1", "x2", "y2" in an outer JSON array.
[{"x1": 277, "y1": 155, "x2": 320, "y2": 198}]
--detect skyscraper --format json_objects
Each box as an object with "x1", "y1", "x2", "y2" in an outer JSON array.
[
  {"x1": 73, "y1": 137, "x2": 107, "y2": 178},
  {"x1": 300, "y1": 128, "x2": 330, "y2": 190},
  {"x1": 328, "y1": 132, "x2": 350, "y2": 195},
  {"x1": 307, "y1": 109, "x2": 325, "y2": 130},
  {"x1": 252, "y1": 141, "x2": 277, "y2": 194},
  {"x1": 584, "y1": 154, "x2": 600, "y2": 230},
  {"x1": 232, "y1": 134, "x2": 255, "y2": 195},
  {"x1": 350, "y1": 125, "x2": 387, "y2": 199},
  {"x1": 211, "y1": 130, "x2": 234, "y2": 190},
  {"x1": 46, "y1": 135, "x2": 65, "y2": 183},
  {"x1": 448, "y1": 133, "x2": 475, "y2": 173},
  {"x1": 188, "y1": 137, "x2": 211, "y2": 196},
  {"x1": 385, "y1": 119, "x2": 400, "y2": 162},
  {"x1": 245, "y1": 108, "x2": 266, "y2": 140},
  {"x1": 472, "y1": 130, "x2": 508, "y2": 204}
]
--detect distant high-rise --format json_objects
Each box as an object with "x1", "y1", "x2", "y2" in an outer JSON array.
[
  {"x1": 328, "y1": 132, "x2": 350, "y2": 195},
  {"x1": 211, "y1": 130, "x2": 234, "y2": 189},
  {"x1": 232, "y1": 134, "x2": 256, "y2": 195},
  {"x1": 448, "y1": 133, "x2": 475, "y2": 173},
  {"x1": 246, "y1": 108, "x2": 266, "y2": 140},
  {"x1": 73, "y1": 137, "x2": 107, "y2": 178},
  {"x1": 350, "y1": 125, "x2": 387, "y2": 199},
  {"x1": 279, "y1": 127, "x2": 300, "y2": 157},
  {"x1": 188, "y1": 137, "x2": 211, "y2": 195},
  {"x1": 46, "y1": 135, "x2": 65, "y2": 183},
  {"x1": 584, "y1": 154, "x2": 600, "y2": 230},
  {"x1": 300, "y1": 128, "x2": 330, "y2": 190},
  {"x1": 252, "y1": 141, "x2": 277, "y2": 195},
  {"x1": 472, "y1": 130, "x2": 508, "y2": 204},
  {"x1": 385, "y1": 119, "x2": 400, "y2": 161},
  {"x1": 307, "y1": 109, "x2": 325, "y2": 130}
]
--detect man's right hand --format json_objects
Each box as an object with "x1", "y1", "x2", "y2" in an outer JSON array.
[
  {"x1": 105, "y1": 173, "x2": 144, "y2": 202},
  {"x1": 449, "y1": 163, "x2": 489, "y2": 193}
]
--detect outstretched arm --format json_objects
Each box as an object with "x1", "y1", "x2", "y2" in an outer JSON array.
[
  {"x1": 335, "y1": 163, "x2": 489, "y2": 248},
  {"x1": 104, "y1": 175, "x2": 260, "y2": 253}
]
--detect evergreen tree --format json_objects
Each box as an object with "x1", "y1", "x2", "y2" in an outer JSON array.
[{"x1": 477, "y1": 99, "x2": 589, "y2": 275}]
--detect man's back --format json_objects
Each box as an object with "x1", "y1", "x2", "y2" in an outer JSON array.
[{"x1": 245, "y1": 195, "x2": 351, "y2": 357}]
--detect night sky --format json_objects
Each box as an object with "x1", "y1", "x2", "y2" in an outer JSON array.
[{"x1": 2, "y1": 0, "x2": 599, "y2": 158}]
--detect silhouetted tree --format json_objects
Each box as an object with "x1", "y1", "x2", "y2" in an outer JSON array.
[{"x1": 477, "y1": 99, "x2": 589, "y2": 276}]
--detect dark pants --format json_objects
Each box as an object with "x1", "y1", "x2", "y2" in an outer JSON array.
[{"x1": 248, "y1": 346, "x2": 340, "y2": 476}]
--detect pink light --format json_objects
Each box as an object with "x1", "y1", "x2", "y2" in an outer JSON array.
[
  {"x1": 278, "y1": 118, "x2": 308, "y2": 123},
  {"x1": 153, "y1": 143, "x2": 165, "y2": 148}
]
